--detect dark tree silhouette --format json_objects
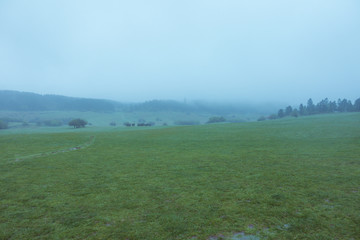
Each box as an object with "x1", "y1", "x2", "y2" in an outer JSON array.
[
  {"x1": 307, "y1": 98, "x2": 316, "y2": 114},
  {"x1": 299, "y1": 104, "x2": 306, "y2": 115},
  {"x1": 207, "y1": 116, "x2": 226, "y2": 123},
  {"x1": 278, "y1": 109, "x2": 284, "y2": 118},
  {"x1": 69, "y1": 118, "x2": 87, "y2": 128},
  {"x1": 354, "y1": 98, "x2": 360, "y2": 112},
  {"x1": 269, "y1": 97, "x2": 359, "y2": 121},
  {"x1": 285, "y1": 106, "x2": 293, "y2": 116}
]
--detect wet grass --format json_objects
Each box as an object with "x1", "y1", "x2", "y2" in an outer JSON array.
[{"x1": 0, "y1": 113, "x2": 359, "y2": 239}]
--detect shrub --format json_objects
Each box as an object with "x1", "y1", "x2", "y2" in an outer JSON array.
[
  {"x1": 123, "y1": 122, "x2": 132, "y2": 127},
  {"x1": 137, "y1": 122, "x2": 155, "y2": 127},
  {"x1": 257, "y1": 116, "x2": 266, "y2": 121},
  {"x1": 207, "y1": 116, "x2": 226, "y2": 123}
]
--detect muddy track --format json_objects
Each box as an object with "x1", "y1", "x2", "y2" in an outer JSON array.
[{"x1": 11, "y1": 136, "x2": 96, "y2": 162}]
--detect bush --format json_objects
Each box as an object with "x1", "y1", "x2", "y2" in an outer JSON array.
[
  {"x1": 257, "y1": 116, "x2": 266, "y2": 121},
  {"x1": 123, "y1": 122, "x2": 134, "y2": 127},
  {"x1": 137, "y1": 122, "x2": 155, "y2": 127},
  {"x1": 207, "y1": 116, "x2": 226, "y2": 123},
  {"x1": 110, "y1": 122, "x2": 117, "y2": 126}
]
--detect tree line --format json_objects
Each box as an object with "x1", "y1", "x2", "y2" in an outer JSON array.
[{"x1": 260, "y1": 97, "x2": 360, "y2": 121}]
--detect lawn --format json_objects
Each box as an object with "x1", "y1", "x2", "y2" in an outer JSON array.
[{"x1": 0, "y1": 113, "x2": 359, "y2": 239}]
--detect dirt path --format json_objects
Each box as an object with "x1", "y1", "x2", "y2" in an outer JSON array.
[{"x1": 11, "y1": 136, "x2": 96, "y2": 162}]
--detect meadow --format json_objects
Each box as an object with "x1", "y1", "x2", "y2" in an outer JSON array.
[{"x1": 0, "y1": 113, "x2": 359, "y2": 239}]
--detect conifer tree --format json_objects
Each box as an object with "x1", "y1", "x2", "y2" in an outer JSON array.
[{"x1": 307, "y1": 98, "x2": 315, "y2": 114}]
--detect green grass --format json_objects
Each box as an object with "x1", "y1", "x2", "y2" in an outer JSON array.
[{"x1": 0, "y1": 113, "x2": 359, "y2": 239}]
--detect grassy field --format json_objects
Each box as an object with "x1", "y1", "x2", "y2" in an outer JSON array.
[{"x1": 0, "y1": 113, "x2": 359, "y2": 239}]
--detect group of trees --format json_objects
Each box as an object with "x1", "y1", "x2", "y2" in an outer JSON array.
[
  {"x1": 261, "y1": 97, "x2": 360, "y2": 121},
  {"x1": 0, "y1": 117, "x2": 89, "y2": 130},
  {"x1": 207, "y1": 116, "x2": 226, "y2": 123},
  {"x1": 123, "y1": 121, "x2": 155, "y2": 127}
]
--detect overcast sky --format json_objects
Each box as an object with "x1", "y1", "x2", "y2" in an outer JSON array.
[{"x1": 1, "y1": 0, "x2": 359, "y2": 104}]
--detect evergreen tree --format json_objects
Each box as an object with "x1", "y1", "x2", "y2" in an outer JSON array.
[
  {"x1": 285, "y1": 106, "x2": 293, "y2": 116},
  {"x1": 291, "y1": 108, "x2": 299, "y2": 117},
  {"x1": 329, "y1": 101, "x2": 337, "y2": 112},
  {"x1": 278, "y1": 109, "x2": 285, "y2": 118},
  {"x1": 354, "y1": 98, "x2": 360, "y2": 112},
  {"x1": 299, "y1": 104, "x2": 306, "y2": 115},
  {"x1": 347, "y1": 100, "x2": 354, "y2": 112},
  {"x1": 317, "y1": 98, "x2": 329, "y2": 113},
  {"x1": 338, "y1": 99, "x2": 353, "y2": 112},
  {"x1": 307, "y1": 98, "x2": 315, "y2": 114},
  {"x1": 272, "y1": 97, "x2": 359, "y2": 120}
]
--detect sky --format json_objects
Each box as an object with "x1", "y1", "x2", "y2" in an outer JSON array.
[{"x1": 0, "y1": 0, "x2": 359, "y2": 104}]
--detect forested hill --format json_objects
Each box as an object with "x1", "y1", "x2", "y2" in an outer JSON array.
[
  {"x1": 0, "y1": 90, "x2": 116, "y2": 112},
  {"x1": 0, "y1": 90, "x2": 275, "y2": 114}
]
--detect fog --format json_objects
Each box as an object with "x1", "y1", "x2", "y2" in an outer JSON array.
[{"x1": 1, "y1": 0, "x2": 359, "y2": 105}]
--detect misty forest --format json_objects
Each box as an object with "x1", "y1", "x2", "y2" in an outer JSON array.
[{"x1": 1, "y1": 1, "x2": 360, "y2": 240}]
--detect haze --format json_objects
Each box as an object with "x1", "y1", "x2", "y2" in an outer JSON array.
[{"x1": 1, "y1": 0, "x2": 359, "y2": 104}]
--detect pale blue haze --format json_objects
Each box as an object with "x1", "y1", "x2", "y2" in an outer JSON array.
[{"x1": 0, "y1": 0, "x2": 359, "y2": 104}]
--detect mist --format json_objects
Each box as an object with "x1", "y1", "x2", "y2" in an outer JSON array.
[{"x1": 1, "y1": 0, "x2": 359, "y2": 105}]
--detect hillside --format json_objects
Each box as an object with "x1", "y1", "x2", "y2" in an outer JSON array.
[
  {"x1": 0, "y1": 90, "x2": 276, "y2": 115},
  {"x1": 0, "y1": 90, "x2": 116, "y2": 112}
]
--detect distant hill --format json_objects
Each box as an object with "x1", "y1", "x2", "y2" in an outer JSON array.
[
  {"x1": 0, "y1": 90, "x2": 116, "y2": 112},
  {"x1": 0, "y1": 90, "x2": 275, "y2": 114},
  {"x1": 126, "y1": 99, "x2": 274, "y2": 114}
]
